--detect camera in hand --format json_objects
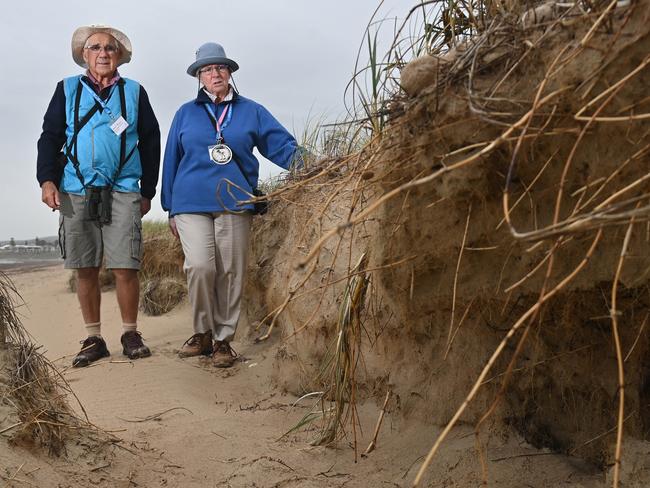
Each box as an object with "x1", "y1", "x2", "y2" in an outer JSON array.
[{"x1": 84, "y1": 186, "x2": 112, "y2": 224}]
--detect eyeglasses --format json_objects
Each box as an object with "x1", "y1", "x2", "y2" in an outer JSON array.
[
  {"x1": 199, "y1": 65, "x2": 229, "y2": 75},
  {"x1": 84, "y1": 44, "x2": 119, "y2": 54}
]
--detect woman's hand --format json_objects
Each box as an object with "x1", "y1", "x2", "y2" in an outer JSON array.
[{"x1": 168, "y1": 217, "x2": 179, "y2": 239}]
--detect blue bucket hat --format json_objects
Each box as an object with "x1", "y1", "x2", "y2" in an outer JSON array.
[{"x1": 187, "y1": 42, "x2": 239, "y2": 76}]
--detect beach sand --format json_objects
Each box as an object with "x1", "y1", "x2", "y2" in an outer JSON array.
[{"x1": 0, "y1": 266, "x2": 613, "y2": 487}]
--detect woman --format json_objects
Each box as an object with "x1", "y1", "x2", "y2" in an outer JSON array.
[{"x1": 161, "y1": 42, "x2": 301, "y2": 368}]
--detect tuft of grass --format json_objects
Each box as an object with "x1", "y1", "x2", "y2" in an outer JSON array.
[
  {"x1": 141, "y1": 277, "x2": 186, "y2": 316},
  {"x1": 258, "y1": 3, "x2": 482, "y2": 187},
  {"x1": 0, "y1": 272, "x2": 101, "y2": 455},
  {"x1": 139, "y1": 219, "x2": 186, "y2": 315},
  {"x1": 342, "y1": 0, "x2": 483, "y2": 141},
  {"x1": 311, "y1": 254, "x2": 370, "y2": 458},
  {"x1": 140, "y1": 220, "x2": 184, "y2": 282},
  {"x1": 142, "y1": 219, "x2": 170, "y2": 238}
]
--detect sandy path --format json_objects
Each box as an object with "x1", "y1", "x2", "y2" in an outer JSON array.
[
  {"x1": 5, "y1": 266, "x2": 397, "y2": 487},
  {"x1": 2, "y1": 266, "x2": 608, "y2": 488}
]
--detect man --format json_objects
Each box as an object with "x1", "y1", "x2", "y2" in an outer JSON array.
[{"x1": 37, "y1": 25, "x2": 160, "y2": 367}]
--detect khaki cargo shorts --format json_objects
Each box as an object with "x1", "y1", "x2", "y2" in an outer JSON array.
[{"x1": 58, "y1": 191, "x2": 143, "y2": 270}]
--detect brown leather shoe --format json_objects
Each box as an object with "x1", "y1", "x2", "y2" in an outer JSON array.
[
  {"x1": 179, "y1": 331, "x2": 213, "y2": 358},
  {"x1": 212, "y1": 340, "x2": 237, "y2": 368}
]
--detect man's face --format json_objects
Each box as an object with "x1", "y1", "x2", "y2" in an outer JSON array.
[{"x1": 82, "y1": 33, "x2": 119, "y2": 79}]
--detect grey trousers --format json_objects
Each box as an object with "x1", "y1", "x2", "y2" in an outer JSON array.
[{"x1": 175, "y1": 212, "x2": 252, "y2": 342}]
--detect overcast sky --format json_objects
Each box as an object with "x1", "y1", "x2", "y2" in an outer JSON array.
[{"x1": 0, "y1": 0, "x2": 417, "y2": 241}]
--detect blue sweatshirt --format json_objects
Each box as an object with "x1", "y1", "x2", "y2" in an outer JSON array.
[{"x1": 161, "y1": 89, "x2": 300, "y2": 216}]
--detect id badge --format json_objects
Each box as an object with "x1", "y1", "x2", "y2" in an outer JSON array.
[{"x1": 110, "y1": 116, "x2": 129, "y2": 136}]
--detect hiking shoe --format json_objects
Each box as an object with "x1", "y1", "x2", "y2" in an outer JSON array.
[
  {"x1": 179, "y1": 331, "x2": 213, "y2": 358},
  {"x1": 120, "y1": 331, "x2": 152, "y2": 360},
  {"x1": 72, "y1": 336, "x2": 110, "y2": 367},
  {"x1": 212, "y1": 341, "x2": 237, "y2": 368}
]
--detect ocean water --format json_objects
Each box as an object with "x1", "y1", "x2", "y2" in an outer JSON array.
[{"x1": 0, "y1": 252, "x2": 61, "y2": 270}]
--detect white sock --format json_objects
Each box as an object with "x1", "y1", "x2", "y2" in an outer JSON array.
[
  {"x1": 85, "y1": 322, "x2": 101, "y2": 337},
  {"x1": 122, "y1": 322, "x2": 137, "y2": 334}
]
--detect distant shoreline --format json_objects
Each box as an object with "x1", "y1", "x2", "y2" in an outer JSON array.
[
  {"x1": 1, "y1": 261, "x2": 62, "y2": 274},
  {"x1": 0, "y1": 252, "x2": 62, "y2": 274}
]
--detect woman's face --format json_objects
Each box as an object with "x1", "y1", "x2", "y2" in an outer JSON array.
[{"x1": 199, "y1": 64, "x2": 231, "y2": 98}]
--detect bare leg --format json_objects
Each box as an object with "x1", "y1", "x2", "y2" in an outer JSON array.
[
  {"x1": 76, "y1": 267, "x2": 101, "y2": 323},
  {"x1": 112, "y1": 268, "x2": 139, "y2": 324},
  {"x1": 71, "y1": 269, "x2": 110, "y2": 364}
]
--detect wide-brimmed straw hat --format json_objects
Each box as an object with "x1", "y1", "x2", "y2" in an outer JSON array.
[
  {"x1": 187, "y1": 42, "x2": 239, "y2": 76},
  {"x1": 71, "y1": 24, "x2": 132, "y2": 68}
]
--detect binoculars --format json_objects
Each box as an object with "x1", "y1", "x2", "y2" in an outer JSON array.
[{"x1": 84, "y1": 186, "x2": 112, "y2": 224}]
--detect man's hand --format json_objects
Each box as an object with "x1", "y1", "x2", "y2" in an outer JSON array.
[
  {"x1": 140, "y1": 197, "x2": 151, "y2": 217},
  {"x1": 41, "y1": 181, "x2": 60, "y2": 210},
  {"x1": 168, "y1": 217, "x2": 179, "y2": 239}
]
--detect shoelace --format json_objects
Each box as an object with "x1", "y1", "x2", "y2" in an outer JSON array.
[
  {"x1": 215, "y1": 341, "x2": 237, "y2": 357},
  {"x1": 79, "y1": 336, "x2": 101, "y2": 351},
  {"x1": 183, "y1": 333, "x2": 203, "y2": 346},
  {"x1": 123, "y1": 331, "x2": 145, "y2": 349},
  {"x1": 183, "y1": 332, "x2": 211, "y2": 347}
]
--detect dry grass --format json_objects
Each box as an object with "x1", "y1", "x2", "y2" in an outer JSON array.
[
  {"x1": 0, "y1": 272, "x2": 107, "y2": 456},
  {"x1": 139, "y1": 221, "x2": 186, "y2": 316},
  {"x1": 312, "y1": 254, "x2": 369, "y2": 458},
  {"x1": 141, "y1": 277, "x2": 186, "y2": 316},
  {"x1": 140, "y1": 221, "x2": 185, "y2": 282}
]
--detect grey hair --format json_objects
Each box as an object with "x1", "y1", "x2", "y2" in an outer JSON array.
[
  {"x1": 83, "y1": 43, "x2": 120, "y2": 51},
  {"x1": 83, "y1": 34, "x2": 119, "y2": 50}
]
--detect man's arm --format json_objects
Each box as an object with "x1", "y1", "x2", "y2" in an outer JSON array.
[
  {"x1": 37, "y1": 81, "x2": 67, "y2": 210},
  {"x1": 37, "y1": 81, "x2": 67, "y2": 190},
  {"x1": 161, "y1": 110, "x2": 183, "y2": 215},
  {"x1": 137, "y1": 85, "x2": 161, "y2": 207}
]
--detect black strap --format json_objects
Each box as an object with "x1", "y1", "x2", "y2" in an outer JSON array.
[
  {"x1": 201, "y1": 103, "x2": 255, "y2": 190},
  {"x1": 108, "y1": 81, "x2": 131, "y2": 187},
  {"x1": 66, "y1": 80, "x2": 100, "y2": 187},
  {"x1": 65, "y1": 79, "x2": 135, "y2": 190}
]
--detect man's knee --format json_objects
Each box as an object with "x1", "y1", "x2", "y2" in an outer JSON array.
[
  {"x1": 77, "y1": 267, "x2": 100, "y2": 281},
  {"x1": 112, "y1": 268, "x2": 139, "y2": 282}
]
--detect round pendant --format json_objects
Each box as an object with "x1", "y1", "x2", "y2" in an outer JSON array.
[{"x1": 210, "y1": 144, "x2": 233, "y2": 165}]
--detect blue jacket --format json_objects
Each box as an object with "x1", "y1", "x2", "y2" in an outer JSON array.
[
  {"x1": 37, "y1": 76, "x2": 160, "y2": 198},
  {"x1": 161, "y1": 89, "x2": 300, "y2": 216},
  {"x1": 61, "y1": 76, "x2": 142, "y2": 194}
]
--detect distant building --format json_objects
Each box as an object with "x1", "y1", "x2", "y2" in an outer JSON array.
[{"x1": 14, "y1": 245, "x2": 45, "y2": 253}]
